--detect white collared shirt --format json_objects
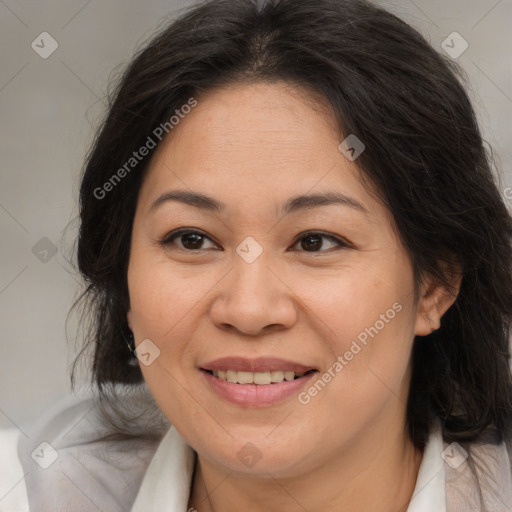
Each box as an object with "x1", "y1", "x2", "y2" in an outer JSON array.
[
  {"x1": 130, "y1": 424, "x2": 446, "y2": 512},
  {"x1": 1, "y1": 423, "x2": 446, "y2": 511},
  {"x1": 0, "y1": 428, "x2": 30, "y2": 512}
]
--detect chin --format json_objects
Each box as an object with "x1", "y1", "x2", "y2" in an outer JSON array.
[{"x1": 196, "y1": 429, "x2": 320, "y2": 478}]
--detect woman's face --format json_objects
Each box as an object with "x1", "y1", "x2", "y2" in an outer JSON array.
[{"x1": 127, "y1": 81, "x2": 450, "y2": 477}]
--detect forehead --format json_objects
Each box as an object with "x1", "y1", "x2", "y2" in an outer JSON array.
[
  {"x1": 137, "y1": 81, "x2": 382, "y2": 220},
  {"x1": 169, "y1": 82, "x2": 338, "y2": 158}
]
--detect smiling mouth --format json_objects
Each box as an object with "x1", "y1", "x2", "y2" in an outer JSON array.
[{"x1": 202, "y1": 369, "x2": 318, "y2": 385}]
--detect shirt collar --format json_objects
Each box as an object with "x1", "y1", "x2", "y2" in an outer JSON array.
[
  {"x1": 130, "y1": 425, "x2": 195, "y2": 512},
  {"x1": 131, "y1": 425, "x2": 446, "y2": 512},
  {"x1": 406, "y1": 423, "x2": 446, "y2": 512}
]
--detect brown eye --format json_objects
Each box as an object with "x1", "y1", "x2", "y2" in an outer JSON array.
[
  {"x1": 291, "y1": 232, "x2": 349, "y2": 252},
  {"x1": 160, "y1": 229, "x2": 218, "y2": 251},
  {"x1": 301, "y1": 234, "x2": 324, "y2": 251},
  {"x1": 180, "y1": 232, "x2": 205, "y2": 250}
]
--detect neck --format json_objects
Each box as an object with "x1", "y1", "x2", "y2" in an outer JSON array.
[{"x1": 188, "y1": 424, "x2": 424, "y2": 512}]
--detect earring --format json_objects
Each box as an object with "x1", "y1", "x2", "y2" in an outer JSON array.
[{"x1": 125, "y1": 331, "x2": 137, "y2": 357}]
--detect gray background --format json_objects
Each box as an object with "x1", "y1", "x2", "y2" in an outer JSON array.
[{"x1": 1, "y1": 0, "x2": 511, "y2": 430}]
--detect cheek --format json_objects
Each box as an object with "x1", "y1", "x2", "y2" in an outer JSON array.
[
  {"x1": 127, "y1": 251, "x2": 205, "y2": 337},
  {"x1": 127, "y1": 256, "x2": 202, "y2": 420},
  {"x1": 294, "y1": 261, "x2": 416, "y2": 407},
  {"x1": 288, "y1": 259, "x2": 413, "y2": 347}
]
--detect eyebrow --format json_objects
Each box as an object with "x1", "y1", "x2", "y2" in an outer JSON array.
[{"x1": 148, "y1": 190, "x2": 368, "y2": 216}]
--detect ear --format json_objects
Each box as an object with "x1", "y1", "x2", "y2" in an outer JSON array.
[
  {"x1": 127, "y1": 310, "x2": 133, "y2": 330},
  {"x1": 414, "y1": 263, "x2": 462, "y2": 336}
]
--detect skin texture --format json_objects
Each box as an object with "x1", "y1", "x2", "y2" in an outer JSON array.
[{"x1": 126, "y1": 81, "x2": 460, "y2": 512}]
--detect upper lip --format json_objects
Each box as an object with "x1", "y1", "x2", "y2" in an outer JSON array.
[{"x1": 201, "y1": 356, "x2": 317, "y2": 373}]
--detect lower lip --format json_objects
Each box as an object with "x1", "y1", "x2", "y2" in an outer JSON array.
[{"x1": 201, "y1": 369, "x2": 317, "y2": 407}]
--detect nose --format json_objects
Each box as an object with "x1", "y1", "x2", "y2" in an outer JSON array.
[{"x1": 209, "y1": 251, "x2": 298, "y2": 336}]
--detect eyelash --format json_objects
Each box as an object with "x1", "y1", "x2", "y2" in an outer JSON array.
[{"x1": 159, "y1": 228, "x2": 352, "y2": 253}]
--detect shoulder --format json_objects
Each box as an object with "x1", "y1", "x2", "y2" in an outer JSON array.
[
  {"x1": 11, "y1": 383, "x2": 170, "y2": 512},
  {"x1": 443, "y1": 429, "x2": 512, "y2": 510}
]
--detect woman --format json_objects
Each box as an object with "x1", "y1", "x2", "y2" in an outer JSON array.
[{"x1": 2, "y1": 0, "x2": 512, "y2": 510}]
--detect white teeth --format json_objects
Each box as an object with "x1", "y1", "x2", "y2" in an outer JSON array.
[
  {"x1": 212, "y1": 369, "x2": 308, "y2": 384},
  {"x1": 226, "y1": 369, "x2": 238, "y2": 383},
  {"x1": 284, "y1": 371, "x2": 295, "y2": 381},
  {"x1": 237, "y1": 371, "x2": 254, "y2": 384},
  {"x1": 254, "y1": 372, "x2": 272, "y2": 385},
  {"x1": 270, "y1": 370, "x2": 284, "y2": 382}
]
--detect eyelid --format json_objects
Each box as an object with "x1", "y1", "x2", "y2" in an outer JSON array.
[
  {"x1": 289, "y1": 230, "x2": 352, "y2": 251},
  {"x1": 160, "y1": 227, "x2": 221, "y2": 249}
]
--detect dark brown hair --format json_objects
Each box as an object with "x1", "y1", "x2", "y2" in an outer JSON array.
[{"x1": 70, "y1": 0, "x2": 512, "y2": 449}]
